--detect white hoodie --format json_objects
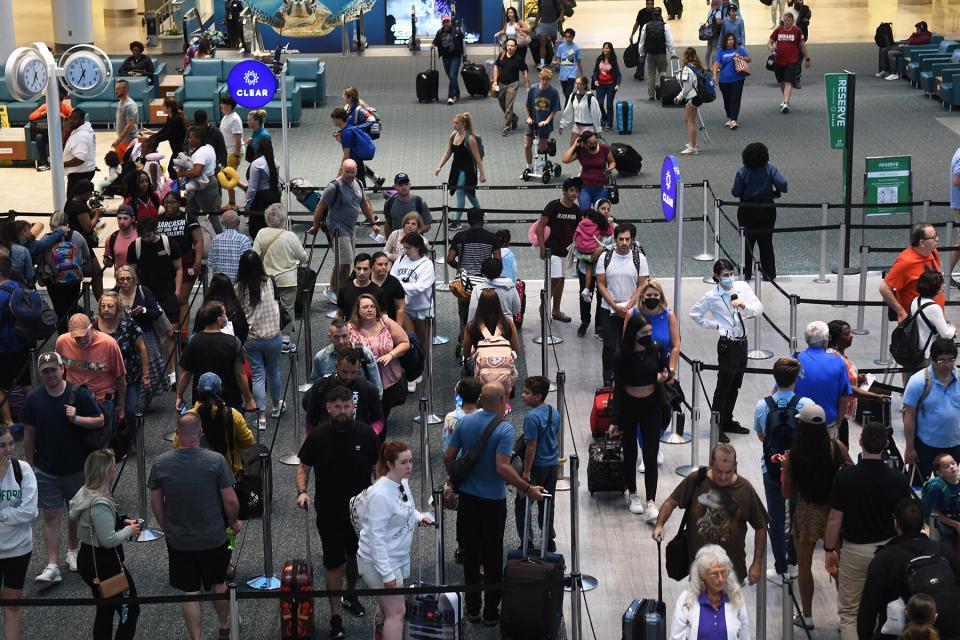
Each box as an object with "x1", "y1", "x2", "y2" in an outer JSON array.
[
  {"x1": 390, "y1": 255, "x2": 436, "y2": 316},
  {"x1": 357, "y1": 477, "x2": 426, "y2": 582},
  {"x1": 0, "y1": 459, "x2": 38, "y2": 559},
  {"x1": 559, "y1": 91, "x2": 603, "y2": 131}
]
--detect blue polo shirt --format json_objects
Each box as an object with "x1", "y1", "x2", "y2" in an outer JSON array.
[
  {"x1": 903, "y1": 366, "x2": 960, "y2": 448},
  {"x1": 448, "y1": 409, "x2": 515, "y2": 500},
  {"x1": 523, "y1": 404, "x2": 560, "y2": 467},
  {"x1": 794, "y1": 347, "x2": 852, "y2": 424},
  {"x1": 753, "y1": 390, "x2": 814, "y2": 474}
]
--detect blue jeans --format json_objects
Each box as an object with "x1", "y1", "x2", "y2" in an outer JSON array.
[
  {"x1": 764, "y1": 473, "x2": 796, "y2": 574},
  {"x1": 442, "y1": 55, "x2": 461, "y2": 99},
  {"x1": 454, "y1": 170, "x2": 481, "y2": 223},
  {"x1": 577, "y1": 185, "x2": 608, "y2": 211},
  {"x1": 594, "y1": 84, "x2": 616, "y2": 128},
  {"x1": 246, "y1": 332, "x2": 283, "y2": 411}
]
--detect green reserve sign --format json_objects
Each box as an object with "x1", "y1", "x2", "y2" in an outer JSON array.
[
  {"x1": 824, "y1": 73, "x2": 850, "y2": 150},
  {"x1": 864, "y1": 156, "x2": 912, "y2": 216}
]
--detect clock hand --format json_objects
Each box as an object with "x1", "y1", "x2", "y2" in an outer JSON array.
[{"x1": 80, "y1": 68, "x2": 86, "y2": 82}]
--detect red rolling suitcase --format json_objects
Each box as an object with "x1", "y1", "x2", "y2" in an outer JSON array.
[
  {"x1": 590, "y1": 386, "x2": 614, "y2": 437},
  {"x1": 280, "y1": 507, "x2": 315, "y2": 639}
]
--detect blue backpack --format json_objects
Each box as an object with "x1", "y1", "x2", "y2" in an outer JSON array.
[
  {"x1": 345, "y1": 125, "x2": 376, "y2": 162},
  {"x1": 0, "y1": 283, "x2": 56, "y2": 344},
  {"x1": 691, "y1": 65, "x2": 716, "y2": 103}
]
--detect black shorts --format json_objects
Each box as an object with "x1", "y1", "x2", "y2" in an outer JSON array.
[
  {"x1": 167, "y1": 541, "x2": 230, "y2": 592},
  {"x1": 0, "y1": 351, "x2": 30, "y2": 389},
  {"x1": 774, "y1": 62, "x2": 801, "y2": 85},
  {"x1": 0, "y1": 552, "x2": 32, "y2": 590},
  {"x1": 157, "y1": 292, "x2": 180, "y2": 326},
  {"x1": 316, "y1": 512, "x2": 358, "y2": 570}
]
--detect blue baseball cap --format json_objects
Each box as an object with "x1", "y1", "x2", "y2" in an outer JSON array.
[{"x1": 197, "y1": 372, "x2": 222, "y2": 395}]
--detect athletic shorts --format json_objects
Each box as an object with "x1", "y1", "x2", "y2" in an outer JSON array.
[
  {"x1": 35, "y1": 468, "x2": 85, "y2": 510},
  {"x1": 535, "y1": 20, "x2": 558, "y2": 38},
  {"x1": 357, "y1": 556, "x2": 409, "y2": 588},
  {"x1": 774, "y1": 62, "x2": 801, "y2": 85},
  {"x1": 167, "y1": 541, "x2": 230, "y2": 592},
  {"x1": 548, "y1": 254, "x2": 565, "y2": 278},
  {"x1": 0, "y1": 552, "x2": 32, "y2": 590},
  {"x1": 316, "y1": 512, "x2": 358, "y2": 570},
  {"x1": 526, "y1": 124, "x2": 554, "y2": 139},
  {"x1": 335, "y1": 234, "x2": 355, "y2": 266}
]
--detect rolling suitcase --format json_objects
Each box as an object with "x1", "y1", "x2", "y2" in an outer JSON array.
[
  {"x1": 611, "y1": 143, "x2": 643, "y2": 175},
  {"x1": 513, "y1": 279, "x2": 526, "y2": 329},
  {"x1": 417, "y1": 49, "x2": 440, "y2": 103},
  {"x1": 461, "y1": 58, "x2": 491, "y2": 97},
  {"x1": 588, "y1": 437, "x2": 626, "y2": 495},
  {"x1": 622, "y1": 540, "x2": 667, "y2": 640},
  {"x1": 280, "y1": 507, "x2": 315, "y2": 639},
  {"x1": 660, "y1": 58, "x2": 684, "y2": 107},
  {"x1": 589, "y1": 386, "x2": 614, "y2": 437},
  {"x1": 404, "y1": 509, "x2": 462, "y2": 639},
  {"x1": 501, "y1": 494, "x2": 565, "y2": 639},
  {"x1": 616, "y1": 100, "x2": 634, "y2": 134}
]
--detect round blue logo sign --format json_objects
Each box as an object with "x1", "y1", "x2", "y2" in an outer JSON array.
[
  {"x1": 661, "y1": 155, "x2": 681, "y2": 221},
  {"x1": 227, "y1": 60, "x2": 276, "y2": 110}
]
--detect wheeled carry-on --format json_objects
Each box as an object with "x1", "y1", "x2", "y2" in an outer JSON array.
[
  {"x1": 461, "y1": 58, "x2": 491, "y2": 97},
  {"x1": 403, "y1": 505, "x2": 462, "y2": 640},
  {"x1": 611, "y1": 143, "x2": 643, "y2": 176},
  {"x1": 588, "y1": 436, "x2": 627, "y2": 495},
  {"x1": 501, "y1": 493, "x2": 565, "y2": 639},
  {"x1": 417, "y1": 48, "x2": 440, "y2": 103},
  {"x1": 622, "y1": 539, "x2": 667, "y2": 640},
  {"x1": 616, "y1": 100, "x2": 634, "y2": 134},
  {"x1": 521, "y1": 128, "x2": 561, "y2": 184},
  {"x1": 280, "y1": 506, "x2": 315, "y2": 639},
  {"x1": 660, "y1": 57, "x2": 684, "y2": 108}
]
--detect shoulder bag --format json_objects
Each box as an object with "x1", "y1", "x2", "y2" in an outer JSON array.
[
  {"x1": 734, "y1": 53, "x2": 751, "y2": 76},
  {"x1": 87, "y1": 510, "x2": 130, "y2": 598},
  {"x1": 511, "y1": 406, "x2": 552, "y2": 476},
  {"x1": 665, "y1": 467, "x2": 708, "y2": 580}
]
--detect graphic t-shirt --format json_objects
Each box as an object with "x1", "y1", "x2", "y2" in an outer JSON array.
[
  {"x1": 55, "y1": 331, "x2": 126, "y2": 402},
  {"x1": 541, "y1": 199, "x2": 582, "y2": 257},
  {"x1": 526, "y1": 85, "x2": 562, "y2": 127},
  {"x1": 714, "y1": 46, "x2": 749, "y2": 84},
  {"x1": 155, "y1": 213, "x2": 200, "y2": 270},
  {"x1": 770, "y1": 25, "x2": 803, "y2": 66},
  {"x1": 126, "y1": 236, "x2": 181, "y2": 297},
  {"x1": 555, "y1": 42, "x2": 581, "y2": 81}
]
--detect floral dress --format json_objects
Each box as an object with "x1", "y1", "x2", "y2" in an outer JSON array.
[{"x1": 102, "y1": 317, "x2": 144, "y2": 398}]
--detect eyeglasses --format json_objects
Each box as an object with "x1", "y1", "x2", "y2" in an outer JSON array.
[
  {"x1": 399, "y1": 484, "x2": 408, "y2": 502},
  {"x1": 924, "y1": 234, "x2": 939, "y2": 241},
  {"x1": 117, "y1": 277, "x2": 133, "y2": 282},
  {"x1": 935, "y1": 357, "x2": 957, "y2": 364}
]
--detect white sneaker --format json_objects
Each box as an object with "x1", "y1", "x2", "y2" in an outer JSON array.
[
  {"x1": 875, "y1": 71, "x2": 887, "y2": 78},
  {"x1": 779, "y1": 102, "x2": 790, "y2": 114},
  {"x1": 407, "y1": 378, "x2": 418, "y2": 393},
  {"x1": 788, "y1": 564, "x2": 799, "y2": 579},
  {"x1": 580, "y1": 288, "x2": 592, "y2": 303},
  {"x1": 766, "y1": 568, "x2": 784, "y2": 584},
  {"x1": 724, "y1": 119, "x2": 733, "y2": 127},
  {"x1": 657, "y1": 450, "x2": 664, "y2": 466},
  {"x1": 637, "y1": 451, "x2": 645, "y2": 473},
  {"x1": 65, "y1": 547, "x2": 79, "y2": 572},
  {"x1": 35, "y1": 564, "x2": 62, "y2": 584},
  {"x1": 884, "y1": 73, "x2": 899, "y2": 81},
  {"x1": 642, "y1": 501, "x2": 660, "y2": 523},
  {"x1": 680, "y1": 145, "x2": 699, "y2": 155},
  {"x1": 270, "y1": 401, "x2": 286, "y2": 418},
  {"x1": 166, "y1": 372, "x2": 177, "y2": 389},
  {"x1": 628, "y1": 493, "x2": 645, "y2": 514},
  {"x1": 322, "y1": 287, "x2": 338, "y2": 305}
]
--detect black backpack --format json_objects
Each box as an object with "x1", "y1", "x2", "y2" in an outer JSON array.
[
  {"x1": 762, "y1": 394, "x2": 800, "y2": 484},
  {"x1": 874, "y1": 22, "x2": 894, "y2": 48},
  {"x1": 399, "y1": 331, "x2": 425, "y2": 382},
  {"x1": 889, "y1": 301, "x2": 935, "y2": 368},
  {"x1": 644, "y1": 20, "x2": 666, "y2": 55},
  {"x1": 905, "y1": 551, "x2": 960, "y2": 615}
]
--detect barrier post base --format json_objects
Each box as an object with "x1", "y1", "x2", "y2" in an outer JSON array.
[
  {"x1": 692, "y1": 253, "x2": 714, "y2": 262},
  {"x1": 162, "y1": 431, "x2": 175, "y2": 443},
  {"x1": 873, "y1": 357, "x2": 893, "y2": 365},
  {"x1": 279, "y1": 453, "x2": 301, "y2": 466},
  {"x1": 676, "y1": 464, "x2": 703, "y2": 477},
  {"x1": 564, "y1": 573, "x2": 598, "y2": 592},
  {"x1": 851, "y1": 328, "x2": 869, "y2": 336},
  {"x1": 246, "y1": 575, "x2": 281, "y2": 590},
  {"x1": 812, "y1": 276, "x2": 830, "y2": 284},
  {"x1": 137, "y1": 527, "x2": 164, "y2": 543},
  {"x1": 748, "y1": 349, "x2": 773, "y2": 360},
  {"x1": 532, "y1": 335, "x2": 564, "y2": 345},
  {"x1": 661, "y1": 431, "x2": 692, "y2": 444},
  {"x1": 412, "y1": 414, "x2": 442, "y2": 425}
]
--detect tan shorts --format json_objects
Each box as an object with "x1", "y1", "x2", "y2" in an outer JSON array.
[{"x1": 335, "y1": 234, "x2": 355, "y2": 265}]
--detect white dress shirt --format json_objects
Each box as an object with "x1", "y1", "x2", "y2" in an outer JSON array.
[{"x1": 689, "y1": 281, "x2": 762, "y2": 339}]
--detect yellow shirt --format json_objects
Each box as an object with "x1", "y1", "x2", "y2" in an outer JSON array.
[{"x1": 173, "y1": 402, "x2": 255, "y2": 477}]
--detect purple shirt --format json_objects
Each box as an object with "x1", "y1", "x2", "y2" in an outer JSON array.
[{"x1": 697, "y1": 592, "x2": 729, "y2": 640}]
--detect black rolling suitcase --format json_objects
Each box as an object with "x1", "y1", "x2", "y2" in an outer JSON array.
[
  {"x1": 460, "y1": 58, "x2": 491, "y2": 97},
  {"x1": 660, "y1": 58, "x2": 684, "y2": 107},
  {"x1": 622, "y1": 539, "x2": 667, "y2": 640},
  {"x1": 587, "y1": 437, "x2": 626, "y2": 495},
  {"x1": 501, "y1": 494, "x2": 565, "y2": 639},
  {"x1": 417, "y1": 49, "x2": 440, "y2": 103},
  {"x1": 611, "y1": 143, "x2": 643, "y2": 176}
]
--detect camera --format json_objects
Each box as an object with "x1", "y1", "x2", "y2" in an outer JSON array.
[{"x1": 87, "y1": 192, "x2": 105, "y2": 211}]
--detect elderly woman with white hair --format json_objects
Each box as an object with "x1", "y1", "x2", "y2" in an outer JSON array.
[
  {"x1": 794, "y1": 320, "x2": 852, "y2": 441},
  {"x1": 252, "y1": 204, "x2": 307, "y2": 346},
  {"x1": 670, "y1": 544, "x2": 751, "y2": 640}
]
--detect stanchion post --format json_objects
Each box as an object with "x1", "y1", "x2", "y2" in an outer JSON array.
[
  {"x1": 435, "y1": 184, "x2": 451, "y2": 290},
  {"x1": 814, "y1": 203, "x2": 830, "y2": 284},
  {"x1": 788, "y1": 294, "x2": 799, "y2": 354},
  {"x1": 135, "y1": 413, "x2": 163, "y2": 542},
  {"x1": 413, "y1": 318, "x2": 442, "y2": 424},
  {"x1": 782, "y1": 579, "x2": 795, "y2": 640},
  {"x1": 834, "y1": 222, "x2": 847, "y2": 307},
  {"x1": 200, "y1": 262, "x2": 208, "y2": 297},
  {"x1": 566, "y1": 452, "x2": 598, "y2": 594},
  {"x1": 302, "y1": 251, "x2": 315, "y2": 380},
  {"x1": 709, "y1": 410, "x2": 720, "y2": 455},
  {"x1": 676, "y1": 360, "x2": 701, "y2": 477},
  {"x1": 704, "y1": 199, "x2": 721, "y2": 283},
  {"x1": 738, "y1": 227, "x2": 746, "y2": 278},
  {"x1": 756, "y1": 551, "x2": 767, "y2": 640},
  {"x1": 944, "y1": 221, "x2": 954, "y2": 305},
  {"x1": 874, "y1": 302, "x2": 892, "y2": 365},
  {"x1": 853, "y1": 245, "x2": 870, "y2": 335},
  {"x1": 28, "y1": 347, "x2": 37, "y2": 389},
  {"x1": 569, "y1": 456, "x2": 583, "y2": 640},
  {"x1": 82, "y1": 278, "x2": 93, "y2": 315},
  {"x1": 325, "y1": 230, "x2": 341, "y2": 319},
  {"x1": 922, "y1": 199, "x2": 930, "y2": 223},
  {"x1": 429, "y1": 250, "x2": 449, "y2": 345},
  {"x1": 693, "y1": 179, "x2": 713, "y2": 261},
  {"x1": 433, "y1": 487, "x2": 446, "y2": 583},
  {"x1": 280, "y1": 347, "x2": 303, "y2": 465},
  {"x1": 554, "y1": 370, "x2": 570, "y2": 491},
  {"x1": 247, "y1": 452, "x2": 280, "y2": 589},
  {"x1": 533, "y1": 249, "x2": 562, "y2": 348},
  {"x1": 228, "y1": 582, "x2": 240, "y2": 640},
  {"x1": 929, "y1": 514, "x2": 941, "y2": 542},
  {"x1": 747, "y1": 261, "x2": 772, "y2": 360}
]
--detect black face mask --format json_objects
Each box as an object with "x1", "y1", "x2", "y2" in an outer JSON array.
[
  {"x1": 643, "y1": 297, "x2": 661, "y2": 310},
  {"x1": 637, "y1": 335, "x2": 652, "y2": 348}
]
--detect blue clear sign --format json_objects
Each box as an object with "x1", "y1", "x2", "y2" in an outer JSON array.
[
  {"x1": 661, "y1": 155, "x2": 681, "y2": 221},
  {"x1": 227, "y1": 60, "x2": 276, "y2": 110}
]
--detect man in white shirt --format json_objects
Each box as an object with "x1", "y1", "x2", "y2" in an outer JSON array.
[
  {"x1": 177, "y1": 126, "x2": 221, "y2": 217},
  {"x1": 219, "y1": 95, "x2": 244, "y2": 206},
  {"x1": 689, "y1": 258, "x2": 762, "y2": 442},
  {"x1": 63, "y1": 109, "x2": 97, "y2": 198}
]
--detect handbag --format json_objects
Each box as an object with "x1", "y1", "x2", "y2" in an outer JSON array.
[
  {"x1": 88, "y1": 511, "x2": 130, "y2": 599},
  {"x1": 515, "y1": 26, "x2": 532, "y2": 47},
  {"x1": 448, "y1": 413, "x2": 503, "y2": 488},
  {"x1": 665, "y1": 468, "x2": 708, "y2": 580},
  {"x1": 734, "y1": 55, "x2": 751, "y2": 76},
  {"x1": 511, "y1": 406, "x2": 552, "y2": 477},
  {"x1": 765, "y1": 52, "x2": 777, "y2": 72},
  {"x1": 698, "y1": 21, "x2": 716, "y2": 41},
  {"x1": 449, "y1": 270, "x2": 473, "y2": 301}
]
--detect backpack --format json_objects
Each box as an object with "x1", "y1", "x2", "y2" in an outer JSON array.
[
  {"x1": 349, "y1": 484, "x2": 375, "y2": 534},
  {"x1": 874, "y1": 22, "x2": 894, "y2": 48},
  {"x1": 42, "y1": 235, "x2": 83, "y2": 285},
  {"x1": 10, "y1": 458, "x2": 22, "y2": 487},
  {"x1": 761, "y1": 394, "x2": 800, "y2": 484},
  {"x1": 133, "y1": 234, "x2": 172, "y2": 265},
  {"x1": 905, "y1": 551, "x2": 960, "y2": 615},
  {"x1": 890, "y1": 301, "x2": 935, "y2": 368},
  {"x1": 0, "y1": 283, "x2": 56, "y2": 344},
  {"x1": 68, "y1": 383, "x2": 110, "y2": 451},
  {"x1": 453, "y1": 132, "x2": 485, "y2": 160},
  {"x1": 352, "y1": 105, "x2": 382, "y2": 140},
  {"x1": 603, "y1": 243, "x2": 646, "y2": 275},
  {"x1": 399, "y1": 330, "x2": 425, "y2": 382},
  {"x1": 473, "y1": 324, "x2": 518, "y2": 392},
  {"x1": 644, "y1": 20, "x2": 666, "y2": 54},
  {"x1": 691, "y1": 65, "x2": 716, "y2": 103},
  {"x1": 346, "y1": 125, "x2": 376, "y2": 162}
]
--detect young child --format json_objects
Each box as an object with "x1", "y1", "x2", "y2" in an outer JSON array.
[
  {"x1": 573, "y1": 201, "x2": 614, "y2": 302},
  {"x1": 516, "y1": 375, "x2": 561, "y2": 550},
  {"x1": 921, "y1": 453, "x2": 960, "y2": 548},
  {"x1": 901, "y1": 594, "x2": 939, "y2": 640},
  {"x1": 96, "y1": 150, "x2": 122, "y2": 191}
]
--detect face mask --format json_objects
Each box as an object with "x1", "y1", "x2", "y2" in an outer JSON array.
[
  {"x1": 643, "y1": 297, "x2": 661, "y2": 310},
  {"x1": 637, "y1": 335, "x2": 652, "y2": 348},
  {"x1": 719, "y1": 276, "x2": 734, "y2": 289}
]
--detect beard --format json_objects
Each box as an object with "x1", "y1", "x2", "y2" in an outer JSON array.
[{"x1": 329, "y1": 415, "x2": 352, "y2": 432}]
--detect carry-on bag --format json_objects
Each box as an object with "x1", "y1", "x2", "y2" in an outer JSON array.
[
  {"x1": 589, "y1": 386, "x2": 614, "y2": 436},
  {"x1": 660, "y1": 57, "x2": 684, "y2": 107},
  {"x1": 403, "y1": 519, "x2": 462, "y2": 639},
  {"x1": 280, "y1": 506, "x2": 315, "y2": 639},
  {"x1": 611, "y1": 143, "x2": 643, "y2": 176},
  {"x1": 622, "y1": 539, "x2": 667, "y2": 640},
  {"x1": 588, "y1": 436, "x2": 627, "y2": 495},
  {"x1": 616, "y1": 100, "x2": 634, "y2": 134},
  {"x1": 417, "y1": 49, "x2": 440, "y2": 103},
  {"x1": 461, "y1": 59, "x2": 491, "y2": 97}
]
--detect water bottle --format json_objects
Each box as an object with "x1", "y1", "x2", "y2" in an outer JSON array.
[{"x1": 226, "y1": 527, "x2": 237, "y2": 552}]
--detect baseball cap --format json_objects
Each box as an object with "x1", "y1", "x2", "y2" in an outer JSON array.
[
  {"x1": 116, "y1": 204, "x2": 135, "y2": 218},
  {"x1": 68, "y1": 315, "x2": 92, "y2": 338},
  {"x1": 796, "y1": 404, "x2": 825, "y2": 424},
  {"x1": 394, "y1": 172, "x2": 411, "y2": 185},
  {"x1": 38, "y1": 351, "x2": 63, "y2": 371},
  {"x1": 197, "y1": 372, "x2": 222, "y2": 395},
  {"x1": 441, "y1": 15, "x2": 451, "y2": 22}
]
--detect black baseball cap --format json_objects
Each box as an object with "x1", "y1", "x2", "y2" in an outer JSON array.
[{"x1": 394, "y1": 172, "x2": 411, "y2": 185}]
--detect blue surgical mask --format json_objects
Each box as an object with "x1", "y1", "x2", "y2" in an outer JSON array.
[{"x1": 719, "y1": 276, "x2": 734, "y2": 289}]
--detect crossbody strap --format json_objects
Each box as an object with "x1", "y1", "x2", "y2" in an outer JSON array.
[
  {"x1": 676, "y1": 467, "x2": 708, "y2": 534},
  {"x1": 462, "y1": 414, "x2": 504, "y2": 480}
]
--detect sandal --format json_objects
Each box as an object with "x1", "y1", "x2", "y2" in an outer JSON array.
[{"x1": 552, "y1": 311, "x2": 572, "y2": 323}]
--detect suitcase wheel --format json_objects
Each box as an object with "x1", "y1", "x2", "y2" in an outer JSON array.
[
  {"x1": 541, "y1": 170, "x2": 551, "y2": 184},
  {"x1": 522, "y1": 168, "x2": 530, "y2": 182},
  {"x1": 553, "y1": 163, "x2": 561, "y2": 177}
]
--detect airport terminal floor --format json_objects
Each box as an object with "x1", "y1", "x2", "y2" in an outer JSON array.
[{"x1": 2, "y1": 1, "x2": 960, "y2": 639}]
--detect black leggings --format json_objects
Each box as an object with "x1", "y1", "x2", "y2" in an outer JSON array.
[
  {"x1": 617, "y1": 392, "x2": 663, "y2": 499},
  {"x1": 77, "y1": 544, "x2": 140, "y2": 640}
]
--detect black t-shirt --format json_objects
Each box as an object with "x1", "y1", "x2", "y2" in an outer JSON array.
[
  {"x1": 126, "y1": 236, "x2": 182, "y2": 297},
  {"x1": 830, "y1": 459, "x2": 912, "y2": 544},
  {"x1": 635, "y1": 6, "x2": 657, "y2": 29},
  {"x1": 375, "y1": 275, "x2": 406, "y2": 321},
  {"x1": 303, "y1": 375, "x2": 384, "y2": 431},
  {"x1": 337, "y1": 279, "x2": 386, "y2": 319},
  {"x1": 296, "y1": 420, "x2": 380, "y2": 511},
  {"x1": 21, "y1": 383, "x2": 102, "y2": 475},
  {"x1": 541, "y1": 199, "x2": 582, "y2": 257},
  {"x1": 155, "y1": 213, "x2": 201, "y2": 270},
  {"x1": 451, "y1": 227, "x2": 500, "y2": 278},
  {"x1": 179, "y1": 332, "x2": 245, "y2": 409},
  {"x1": 496, "y1": 54, "x2": 529, "y2": 85},
  {"x1": 64, "y1": 199, "x2": 98, "y2": 247}
]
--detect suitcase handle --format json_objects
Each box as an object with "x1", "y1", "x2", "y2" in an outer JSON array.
[
  {"x1": 521, "y1": 492, "x2": 554, "y2": 560},
  {"x1": 656, "y1": 538, "x2": 663, "y2": 606}
]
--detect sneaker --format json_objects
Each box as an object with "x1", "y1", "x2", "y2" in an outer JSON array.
[
  {"x1": 450, "y1": 96, "x2": 459, "y2": 104},
  {"x1": 793, "y1": 613, "x2": 815, "y2": 630},
  {"x1": 766, "y1": 568, "x2": 785, "y2": 585},
  {"x1": 322, "y1": 287, "x2": 338, "y2": 304},
  {"x1": 270, "y1": 401, "x2": 286, "y2": 418},
  {"x1": 329, "y1": 614, "x2": 345, "y2": 638},
  {"x1": 657, "y1": 449, "x2": 664, "y2": 466},
  {"x1": 466, "y1": 612, "x2": 482, "y2": 624},
  {"x1": 35, "y1": 564, "x2": 62, "y2": 584},
  {"x1": 788, "y1": 564, "x2": 799, "y2": 579},
  {"x1": 637, "y1": 458, "x2": 646, "y2": 473},
  {"x1": 448, "y1": 222, "x2": 462, "y2": 231},
  {"x1": 577, "y1": 322, "x2": 588, "y2": 337},
  {"x1": 718, "y1": 431, "x2": 730, "y2": 444},
  {"x1": 340, "y1": 595, "x2": 366, "y2": 617},
  {"x1": 447, "y1": 97, "x2": 455, "y2": 105},
  {"x1": 36, "y1": 164, "x2": 51, "y2": 172},
  {"x1": 951, "y1": 277, "x2": 960, "y2": 290},
  {"x1": 502, "y1": 126, "x2": 511, "y2": 136},
  {"x1": 680, "y1": 145, "x2": 699, "y2": 155},
  {"x1": 281, "y1": 336, "x2": 293, "y2": 353},
  {"x1": 642, "y1": 501, "x2": 659, "y2": 523},
  {"x1": 580, "y1": 287, "x2": 592, "y2": 303},
  {"x1": 166, "y1": 372, "x2": 177, "y2": 389},
  {"x1": 884, "y1": 73, "x2": 899, "y2": 81},
  {"x1": 482, "y1": 613, "x2": 499, "y2": 627},
  {"x1": 628, "y1": 493, "x2": 645, "y2": 514},
  {"x1": 66, "y1": 547, "x2": 79, "y2": 572},
  {"x1": 552, "y1": 311, "x2": 572, "y2": 323},
  {"x1": 724, "y1": 119, "x2": 733, "y2": 127},
  {"x1": 257, "y1": 417, "x2": 267, "y2": 431},
  {"x1": 779, "y1": 102, "x2": 790, "y2": 114},
  {"x1": 729, "y1": 120, "x2": 738, "y2": 129},
  {"x1": 875, "y1": 71, "x2": 887, "y2": 78},
  {"x1": 407, "y1": 377, "x2": 418, "y2": 393}
]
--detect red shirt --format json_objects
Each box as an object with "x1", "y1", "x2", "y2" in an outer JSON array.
[
  {"x1": 576, "y1": 144, "x2": 611, "y2": 187},
  {"x1": 770, "y1": 25, "x2": 803, "y2": 66},
  {"x1": 884, "y1": 246, "x2": 944, "y2": 311}
]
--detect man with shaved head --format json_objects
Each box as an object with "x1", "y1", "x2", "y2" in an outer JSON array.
[
  {"x1": 443, "y1": 381, "x2": 544, "y2": 624},
  {"x1": 207, "y1": 208, "x2": 252, "y2": 282},
  {"x1": 310, "y1": 157, "x2": 381, "y2": 306}
]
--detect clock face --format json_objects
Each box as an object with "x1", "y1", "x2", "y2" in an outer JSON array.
[
  {"x1": 65, "y1": 55, "x2": 101, "y2": 91},
  {"x1": 21, "y1": 58, "x2": 48, "y2": 94}
]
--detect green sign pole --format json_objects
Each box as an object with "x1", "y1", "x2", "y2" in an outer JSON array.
[{"x1": 825, "y1": 71, "x2": 856, "y2": 269}]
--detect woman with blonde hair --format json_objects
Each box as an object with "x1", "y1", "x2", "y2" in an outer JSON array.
[
  {"x1": 349, "y1": 294, "x2": 411, "y2": 426},
  {"x1": 434, "y1": 112, "x2": 486, "y2": 230},
  {"x1": 674, "y1": 47, "x2": 705, "y2": 155},
  {"x1": 384, "y1": 212, "x2": 431, "y2": 264},
  {"x1": 94, "y1": 291, "x2": 149, "y2": 435},
  {"x1": 114, "y1": 265, "x2": 168, "y2": 401},
  {"x1": 670, "y1": 544, "x2": 751, "y2": 639},
  {"x1": 68, "y1": 449, "x2": 142, "y2": 640}
]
